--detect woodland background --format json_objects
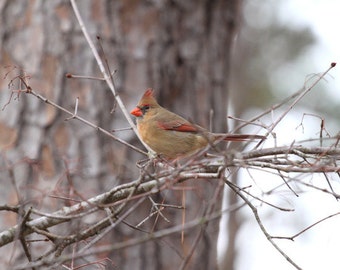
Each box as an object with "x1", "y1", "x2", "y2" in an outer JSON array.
[{"x1": 0, "y1": 1, "x2": 339, "y2": 270}]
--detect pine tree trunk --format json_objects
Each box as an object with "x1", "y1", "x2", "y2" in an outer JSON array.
[{"x1": 0, "y1": 1, "x2": 242, "y2": 269}]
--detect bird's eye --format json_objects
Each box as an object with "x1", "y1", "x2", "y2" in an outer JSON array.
[{"x1": 140, "y1": 105, "x2": 150, "y2": 115}]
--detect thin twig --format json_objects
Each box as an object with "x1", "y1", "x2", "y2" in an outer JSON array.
[
  {"x1": 69, "y1": 0, "x2": 153, "y2": 154},
  {"x1": 272, "y1": 211, "x2": 340, "y2": 240},
  {"x1": 224, "y1": 180, "x2": 302, "y2": 270},
  {"x1": 23, "y1": 83, "x2": 145, "y2": 155}
]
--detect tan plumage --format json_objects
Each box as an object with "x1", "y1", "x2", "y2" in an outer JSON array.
[{"x1": 131, "y1": 89, "x2": 265, "y2": 159}]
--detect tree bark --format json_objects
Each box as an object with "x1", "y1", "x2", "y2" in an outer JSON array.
[{"x1": 0, "y1": 0, "x2": 242, "y2": 269}]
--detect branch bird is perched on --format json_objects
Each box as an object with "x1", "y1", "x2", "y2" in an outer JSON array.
[{"x1": 131, "y1": 89, "x2": 265, "y2": 159}]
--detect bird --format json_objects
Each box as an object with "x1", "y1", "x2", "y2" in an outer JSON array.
[{"x1": 130, "y1": 88, "x2": 265, "y2": 160}]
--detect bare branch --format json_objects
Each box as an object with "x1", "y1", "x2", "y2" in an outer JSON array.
[
  {"x1": 69, "y1": 0, "x2": 153, "y2": 154},
  {"x1": 224, "y1": 180, "x2": 303, "y2": 270}
]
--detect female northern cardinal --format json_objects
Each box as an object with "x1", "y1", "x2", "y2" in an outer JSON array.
[{"x1": 130, "y1": 89, "x2": 265, "y2": 159}]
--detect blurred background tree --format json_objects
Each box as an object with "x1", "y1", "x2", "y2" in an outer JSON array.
[{"x1": 1, "y1": 1, "x2": 335, "y2": 270}]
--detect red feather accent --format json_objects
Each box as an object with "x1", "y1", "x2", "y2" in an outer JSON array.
[
  {"x1": 222, "y1": 134, "x2": 266, "y2": 141},
  {"x1": 143, "y1": 88, "x2": 154, "y2": 97},
  {"x1": 157, "y1": 121, "x2": 198, "y2": 132}
]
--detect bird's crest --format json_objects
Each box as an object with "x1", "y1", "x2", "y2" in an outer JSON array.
[
  {"x1": 138, "y1": 88, "x2": 159, "y2": 107},
  {"x1": 143, "y1": 88, "x2": 154, "y2": 98}
]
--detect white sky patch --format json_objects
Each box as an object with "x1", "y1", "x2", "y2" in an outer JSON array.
[
  {"x1": 224, "y1": 2, "x2": 340, "y2": 269},
  {"x1": 278, "y1": 0, "x2": 340, "y2": 100}
]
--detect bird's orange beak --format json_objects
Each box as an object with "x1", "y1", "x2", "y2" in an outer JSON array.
[{"x1": 130, "y1": 107, "x2": 143, "y2": 117}]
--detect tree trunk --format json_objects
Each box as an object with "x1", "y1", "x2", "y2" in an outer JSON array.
[{"x1": 0, "y1": 0, "x2": 242, "y2": 269}]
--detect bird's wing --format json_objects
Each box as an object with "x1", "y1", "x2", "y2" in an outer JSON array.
[{"x1": 157, "y1": 119, "x2": 198, "y2": 132}]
